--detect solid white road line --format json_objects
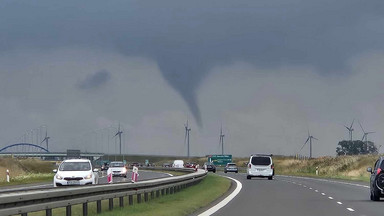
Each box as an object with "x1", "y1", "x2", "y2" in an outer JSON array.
[
  {"x1": 337, "y1": 202, "x2": 343, "y2": 205},
  {"x1": 346, "y1": 208, "x2": 355, "y2": 212},
  {"x1": 198, "y1": 176, "x2": 242, "y2": 216}
]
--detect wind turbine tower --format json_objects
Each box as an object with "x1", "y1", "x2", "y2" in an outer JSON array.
[
  {"x1": 41, "y1": 129, "x2": 50, "y2": 151},
  {"x1": 359, "y1": 121, "x2": 375, "y2": 152},
  {"x1": 184, "y1": 120, "x2": 191, "y2": 158},
  {"x1": 344, "y1": 119, "x2": 355, "y2": 141},
  {"x1": 114, "y1": 123, "x2": 123, "y2": 155},
  {"x1": 219, "y1": 126, "x2": 225, "y2": 155},
  {"x1": 300, "y1": 131, "x2": 318, "y2": 158}
]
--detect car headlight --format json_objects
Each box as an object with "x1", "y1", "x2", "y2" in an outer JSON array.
[
  {"x1": 84, "y1": 173, "x2": 92, "y2": 179},
  {"x1": 55, "y1": 175, "x2": 63, "y2": 180}
]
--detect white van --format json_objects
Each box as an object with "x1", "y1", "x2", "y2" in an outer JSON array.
[
  {"x1": 172, "y1": 160, "x2": 184, "y2": 168},
  {"x1": 246, "y1": 154, "x2": 274, "y2": 180}
]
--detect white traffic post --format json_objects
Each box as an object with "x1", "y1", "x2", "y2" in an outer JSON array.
[
  {"x1": 316, "y1": 167, "x2": 319, "y2": 176},
  {"x1": 131, "y1": 166, "x2": 139, "y2": 183},
  {"x1": 6, "y1": 169, "x2": 10, "y2": 182}
]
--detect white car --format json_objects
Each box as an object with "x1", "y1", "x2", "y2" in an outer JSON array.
[
  {"x1": 172, "y1": 160, "x2": 184, "y2": 168},
  {"x1": 246, "y1": 154, "x2": 274, "y2": 180},
  {"x1": 53, "y1": 159, "x2": 99, "y2": 187},
  {"x1": 108, "y1": 161, "x2": 127, "y2": 178}
]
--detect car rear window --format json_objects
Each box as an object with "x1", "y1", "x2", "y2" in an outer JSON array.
[{"x1": 251, "y1": 157, "x2": 271, "y2": 166}]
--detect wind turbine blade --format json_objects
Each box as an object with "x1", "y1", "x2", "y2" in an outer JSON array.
[
  {"x1": 350, "y1": 119, "x2": 354, "y2": 128},
  {"x1": 300, "y1": 142, "x2": 307, "y2": 151},
  {"x1": 358, "y1": 121, "x2": 365, "y2": 133},
  {"x1": 308, "y1": 130, "x2": 310, "y2": 137},
  {"x1": 312, "y1": 137, "x2": 318, "y2": 141},
  {"x1": 344, "y1": 125, "x2": 350, "y2": 130},
  {"x1": 361, "y1": 134, "x2": 365, "y2": 141},
  {"x1": 305, "y1": 137, "x2": 310, "y2": 144},
  {"x1": 40, "y1": 138, "x2": 46, "y2": 144}
]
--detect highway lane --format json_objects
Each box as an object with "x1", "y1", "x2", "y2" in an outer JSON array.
[
  {"x1": 212, "y1": 173, "x2": 384, "y2": 216},
  {"x1": 0, "y1": 170, "x2": 172, "y2": 193}
]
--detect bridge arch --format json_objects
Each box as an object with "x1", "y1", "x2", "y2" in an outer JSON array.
[{"x1": 0, "y1": 143, "x2": 49, "y2": 153}]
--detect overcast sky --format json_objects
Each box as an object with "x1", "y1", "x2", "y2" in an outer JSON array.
[{"x1": 1, "y1": 0, "x2": 384, "y2": 157}]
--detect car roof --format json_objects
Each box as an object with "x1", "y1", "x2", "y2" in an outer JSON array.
[
  {"x1": 63, "y1": 159, "x2": 90, "y2": 163},
  {"x1": 251, "y1": 154, "x2": 273, "y2": 157},
  {"x1": 110, "y1": 161, "x2": 124, "y2": 163}
]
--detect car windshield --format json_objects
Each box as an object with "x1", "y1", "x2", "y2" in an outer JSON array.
[
  {"x1": 251, "y1": 157, "x2": 271, "y2": 166},
  {"x1": 110, "y1": 162, "x2": 124, "y2": 167},
  {"x1": 59, "y1": 162, "x2": 91, "y2": 171},
  {"x1": 227, "y1": 164, "x2": 236, "y2": 167}
]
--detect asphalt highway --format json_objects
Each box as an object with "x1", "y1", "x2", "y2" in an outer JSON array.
[
  {"x1": 212, "y1": 173, "x2": 384, "y2": 216},
  {"x1": 0, "y1": 170, "x2": 172, "y2": 193}
]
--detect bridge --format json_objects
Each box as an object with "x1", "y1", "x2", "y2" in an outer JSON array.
[{"x1": 0, "y1": 143, "x2": 104, "y2": 160}]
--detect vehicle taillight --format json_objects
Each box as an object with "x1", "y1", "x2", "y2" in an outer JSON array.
[
  {"x1": 271, "y1": 165, "x2": 274, "y2": 169},
  {"x1": 248, "y1": 164, "x2": 251, "y2": 168},
  {"x1": 378, "y1": 168, "x2": 382, "y2": 175}
]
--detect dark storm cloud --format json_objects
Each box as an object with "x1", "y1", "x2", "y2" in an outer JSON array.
[
  {"x1": 77, "y1": 70, "x2": 111, "y2": 90},
  {"x1": 1, "y1": 0, "x2": 383, "y2": 126}
]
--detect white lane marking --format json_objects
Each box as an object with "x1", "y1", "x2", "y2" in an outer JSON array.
[
  {"x1": 328, "y1": 197, "x2": 333, "y2": 200},
  {"x1": 279, "y1": 175, "x2": 369, "y2": 189},
  {"x1": 315, "y1": 190, "x2": 319, "y2": 192},
  {"x1": 309, "y1": 187, "x2": 313, "y2": 190},
  {"x1": 303, "y1": 185, "x2": 307, "y2": 187},
  {"x1": 293, "y1": 182, "x2": 296, "y2": 184},
  {"x1": 321, "y1": 193, "x2": 326, "y2": 195},
  {"x1": 298, "y1": 183, "x2": 302, "y2": 186},
  {"x1": 198, "y1": 176, "x2": 242, "y2": 216},
  {"x1": 346, "y1": 208, "x2": 355, "y2": 212},
  {"x1": 337, "y1": 202, "x2": 343, "y2": 205}
]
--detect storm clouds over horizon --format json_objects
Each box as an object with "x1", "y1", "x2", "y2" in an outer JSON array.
[{"x1": 0, "y1": 0, "x2": 384, "y2": 156}]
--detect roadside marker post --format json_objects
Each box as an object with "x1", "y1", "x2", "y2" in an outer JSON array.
[
  {"x1": 316, "y1": 167, "x2": 319, "y2": 176},
  {"x1": 131, "y1": 166, "x2": 139, "y2": 183},
  {"x1": 6, "y1": 169, "x2": 9, "y2": 182}
]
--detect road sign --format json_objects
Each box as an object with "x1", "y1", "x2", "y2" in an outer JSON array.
[{"x1": 208, "y1": 155, "x2": 232, "y2": 166}]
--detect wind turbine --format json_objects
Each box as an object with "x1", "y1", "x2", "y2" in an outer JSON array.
[
  {"x1": 300, "y1": 130, "x2": 318, "y2": 158},
  {"x1": 184, "y1": 120, "x2": 191, "y2": 158},
  {"x1": 219, "y1": 125, "x2": 225, "y2": 155},
  {"x1": 114, "y1": 123, "x2": 123, "y2": 155},
  {"x1": 358, "y1": 121, "x2": 375, "y2": 152},
  {"x1": 344, "y1": 119, "x2": 355, "y2": 141},
  {"x1": 41, "y1": 130, "x2": 50, "y2": 151}
]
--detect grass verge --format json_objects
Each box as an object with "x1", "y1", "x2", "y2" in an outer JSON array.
[
  {"x1": 99, "y1": 174, "x2": 231, "y2": 216},
  {"x1": 0, "y1": 173, "x2": 54, "y2": 186}
]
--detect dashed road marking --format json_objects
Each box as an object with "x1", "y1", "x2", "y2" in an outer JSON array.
[
  {"x1": 337, "y1": 202, "x2": 342, "y2": 205},
  {"x1": 346, "y1": 208, "x2": 355, "y2": 212},
  {"x1": 309, "y1": 187, "x2": 312, "y2": 190},
  {"x1": 328, "y1": 197, "x2": 333, "y2": 200},
  {"x1": 321, "y1": 193, "x2": 326, "y2": 195},
  {"x1": 278, "y1": 175, "x2": 369, "y2": 189},
  {"x1": 303, "y1": 185, "x2": 307, "y2": 187},
  {"x1": 315, "y1": 190, "x2": 319, "y2": 192}
]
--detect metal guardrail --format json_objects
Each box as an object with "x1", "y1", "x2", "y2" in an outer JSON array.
[{"x1": 0, "y1": 168, "x2": 207, "y2": 216}]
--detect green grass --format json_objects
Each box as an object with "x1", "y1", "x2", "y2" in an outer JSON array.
[
  {"x1": 0, "y1": 173, "x2": 54, "y2": 186},
  {"x1": 28, "y1": 174, "x2": 231, "y2": 216},
  {"x1": 98, "y1": 174, "x2": 230, "y2": 216}
]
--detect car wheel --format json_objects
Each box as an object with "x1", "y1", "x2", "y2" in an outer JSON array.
[
  {"x1": 235, "y1": 171, "x2": 238, "y2": 173},
  {"x1": 247, "y1": 175, "x2": 251, "y2": 179},
  {"x1": 224, "y1": 171, "x2": 227, "y2": 173},
  {"x1": 124, "y1": 175, "x2": 127, "y2": 178},
  {"x1": 268, "y1": 176, "x2": 273, "y2": 180},
  {"x1": 372, "y1": 189, "x2": 380, "y2": 201},
  {"x1": 213, "y1": 170, "x2": 216, "y2": 173}
]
